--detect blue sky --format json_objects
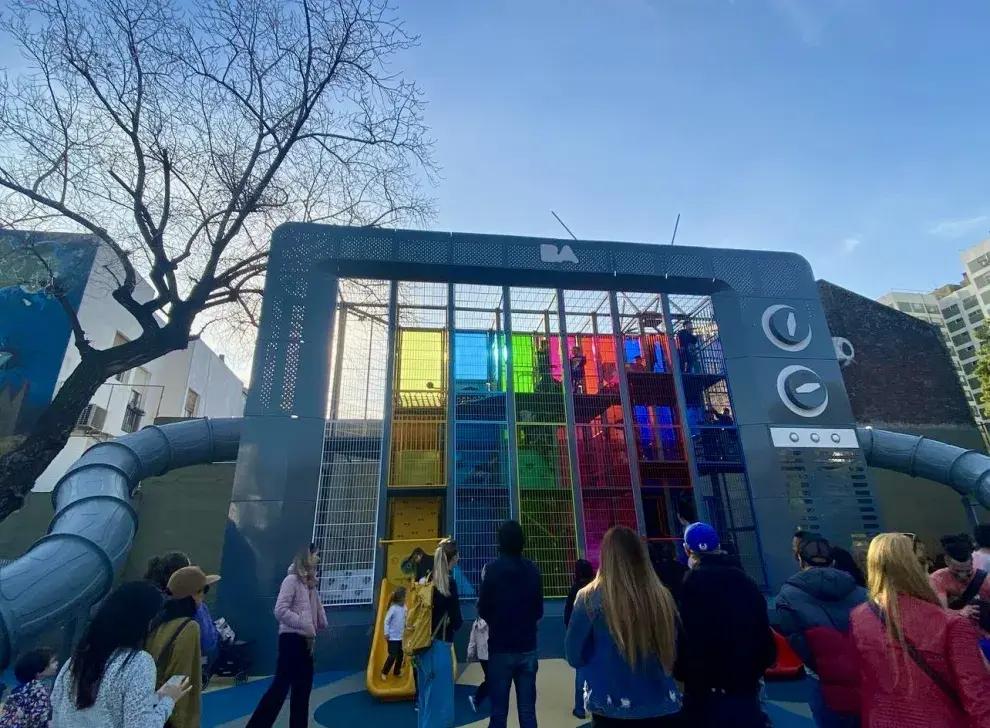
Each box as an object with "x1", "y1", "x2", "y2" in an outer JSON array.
[{"x1": 398, "y1": 0, "x2": 990, "y2": 299}]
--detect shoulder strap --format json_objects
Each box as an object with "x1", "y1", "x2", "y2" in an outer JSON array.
[
  {"x1": 157, "y1": 618, "x2": 193, "y2": 675},
  {"x1": 869, "y1": 603, "x2": 963, "y2": 711},
  {"x1": 950, "y1": 570, "x2": 987, "y2": 609}
]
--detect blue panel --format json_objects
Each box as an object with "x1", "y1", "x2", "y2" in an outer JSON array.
[{"x1": 624, "y1": 338, "x2": 642, "y2": 362}]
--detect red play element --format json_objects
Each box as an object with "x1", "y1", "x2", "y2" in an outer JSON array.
[{"x1": 766, "y1": 629, "x2": 805, "y2": 680}]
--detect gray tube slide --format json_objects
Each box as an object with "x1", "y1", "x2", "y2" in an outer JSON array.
[
  {"x1": 857, "y1": 426, "x2": 990, "y2": 510},
  {"x1": 0, "y1": 417, "x2": 241, "y2": 669}
]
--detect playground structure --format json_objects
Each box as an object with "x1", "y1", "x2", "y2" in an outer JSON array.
[{"x1": 2, "y1": 225, "x2": 990, "y2": 674}]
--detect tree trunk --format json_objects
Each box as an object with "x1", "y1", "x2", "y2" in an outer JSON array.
[{"x1": 0, "y1": 330, "x2": 186, "y2": 522}]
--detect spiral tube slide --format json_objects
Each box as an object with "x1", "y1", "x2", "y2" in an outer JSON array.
[
  {"x1": 857, "y1": 427, "x2": 990, "y2": 509},
  {"x1": 0, "y1": 417, "x2": 241, "y2": 669}
]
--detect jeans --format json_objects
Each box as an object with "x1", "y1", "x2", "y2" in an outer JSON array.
[
  {"x1": 417, "y1": 641, "x2": 454, "y2": 728},
  {"x1": 488, "y1": 650, "x2": 538, "y2": 728},
  {"x1": 382, "y1": 640, "x2": 404, "y2": 676},
  {"x1": 574, "y1": 668, "x2": 585, "y2": 715},
  {"x1": 246, "y1": 633, "x2": 314, "y2": 728}
]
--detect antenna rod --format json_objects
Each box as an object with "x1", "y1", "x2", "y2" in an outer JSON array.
[
  {"x1": 669, "y1": 213, "x2": 681, "y2": 245},
  {"x1": 551, "y1": 210, "x2": 578, "y2": 241}
]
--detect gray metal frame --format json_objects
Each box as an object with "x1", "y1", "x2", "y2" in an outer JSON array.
[{"x1": 220, "y1": 223, "x2": 880, "y2": 666}]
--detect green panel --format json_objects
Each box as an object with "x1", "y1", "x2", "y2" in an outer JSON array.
[
  {"x1": 511, "y1": 333, "x2": 534, "y2": 393},
  {"x1": 517, "y1": 450, "x2": 558, "y2": 489},
  {"x1": 398, "y1": 330, "x2": 445, "y2": 392}
]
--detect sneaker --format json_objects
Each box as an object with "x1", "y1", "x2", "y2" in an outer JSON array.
[
  {"x1": 572, "y1": 709, "x2": 587, "y2": 719},
  {"x1": 468, "y1": 695, "x2": 477, "y2": 713}
]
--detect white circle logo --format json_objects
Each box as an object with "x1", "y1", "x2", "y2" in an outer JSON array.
[
  {"x1": 762, "y1": 304, "x2": 812, "y2": 352},
  {"x1": 776, "y1": 365, "x2": 829, "y2": 418}
]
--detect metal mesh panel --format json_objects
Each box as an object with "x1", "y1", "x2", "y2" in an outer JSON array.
[
  {"x1": 452, "y1": 284, "x2": 510, "y2": 595},
  {"x1": 562, "y1": 290, "x2": 637, "y2": 563},
  {"x1": 669, "y1": 293, "x2": 766, "y2": 588},
  {"x1": 389, "y1": 282, "x2": 448, "y2": 492},
  {"x1": 511, "y1": 287, "x2": 579, "y2": 593},
  {"x1": 314, "y1": 279, "x2": 393, "y2": 606},
  {"x1": 516, "y1": 423, "x2": 577, "y2": 597}
]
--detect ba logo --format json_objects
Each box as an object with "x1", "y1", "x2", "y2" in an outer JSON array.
[{"x1": 540, "y1": 243, "x2": 579, "y2": 264}]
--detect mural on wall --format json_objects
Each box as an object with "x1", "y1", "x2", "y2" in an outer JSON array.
[{"x1": 0, "y1": 233, "x2": 97, "y2": 451}]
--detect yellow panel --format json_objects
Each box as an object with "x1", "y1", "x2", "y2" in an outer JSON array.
[
  {"x1": 384, "y1": 497, "x2": 442, "y2": 584},
  {"x1": 397, "y1": 330, "x2": 446, "y2": 392}
]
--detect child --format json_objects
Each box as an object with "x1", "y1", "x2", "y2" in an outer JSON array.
[
  {"x1": 380, "y1": 586, "x2": 407, "y2": 680},
  {"x1": 0, "y1": 648, "x2": 59, "y2": 728},
  {"x1": 466, "y1": 617, "x2": 489, "y2": 713}
]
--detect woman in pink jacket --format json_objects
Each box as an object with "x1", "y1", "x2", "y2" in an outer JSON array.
[
  {"x1": 851, "y1": 533, "x2": 990, "y2": 728},
  {"x1": 247, "y1": 544, "x2": 328, "y2": 728}
]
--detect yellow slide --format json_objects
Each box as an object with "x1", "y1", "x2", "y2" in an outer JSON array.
[
  {"x1": 366, "y1": 578, "x2": 416, "y2": 700},
  {"x1": 365, "y1": 578, "x2": 458, "y2": 700}
]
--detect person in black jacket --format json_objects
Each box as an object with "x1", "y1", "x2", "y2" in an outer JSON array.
[
  {"x1": 649, "y1": 541, "x2": 688, "y2": 601},
  {"x1": 676, "y1": 523, "x2": 776, "y2": 728},
  {"x1": 563, "y1": 559, "x2": 594, "y2": 719},
  {"x1": 477, "y1": 520, "x2": 543, "y2": 728}
]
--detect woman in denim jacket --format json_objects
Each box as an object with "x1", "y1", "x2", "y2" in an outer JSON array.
[{"x1": 565, "y1": 526, "x2": 682, "y2": 726}]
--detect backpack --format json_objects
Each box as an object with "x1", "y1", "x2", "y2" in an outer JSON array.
[
  {"x1": 152, "y1": 618, "x2": 192, "y2": 728},
  {"x1": 402, "y1": 577, "x2": 445, "y2": 656}
]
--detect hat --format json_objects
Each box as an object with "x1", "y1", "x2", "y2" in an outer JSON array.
[
  {"x1": 167, "y1": 566, "x2": 220, "y2": 599},
  {"x1": 799, "y1": 537, "x2": 832, "y2": 567},
  {"x1": 684, "y1": 522, "x2": 719, "y2": 554}
]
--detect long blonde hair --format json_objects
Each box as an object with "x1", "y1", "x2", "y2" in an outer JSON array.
[
  {"x1": 868, "y1": 533, "x2": 941, "y2": 650},
  {"x1": 577, "y1": 527, "x2": 678, "y2": 672},
  {"x1": 293, "y1": 545, "x2": 317, "y2": 587},
  {"x1": 433, "y1": 538, "x2": 458, "y2": 597}
]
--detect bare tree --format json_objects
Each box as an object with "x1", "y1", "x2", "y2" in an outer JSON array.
[{"x1": 0, "y1": 0, "x2": 435, "y2": 519}]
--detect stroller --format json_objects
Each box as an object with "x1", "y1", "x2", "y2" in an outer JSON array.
[{"x1": 204, "y1": 618, "x2": 253, "y2": 686}]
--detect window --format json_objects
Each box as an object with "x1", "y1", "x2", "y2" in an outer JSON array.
[
  {"x1": 121, "y1": 390, "x2": 144, "y2": 433},
  {"x1": 969, "y1": 255, "x2": 990, "y2": 275},
  {"x1": 910, "y1": 303, "x2": 926, "y2": 313},
  {"x1": 112, "y1": 333, "x2": 130, "y2": 383},
  {"x1": 942, "y1": 304, "x2": 962, "y2": 319},
  {"x1": 183, "y1": 389, "x2": 200, "y2": 418},
  {"x1": 970, "y1": 311, "x2": 986, "y2": 325},
  {"x1": 964, "y1": 296, "x2": 980, "y2": 310},
  {"x1": 948, "y1": 318, "x2": 967, "y2": 333},
  {"x1": 953, "y1": 331, "x2": 973, "y2": 347},
  {"x1": 969, "y1": 377, "x2": 982, "y2": 392},
  {"x1": 975, "y1": 272, "x2": 990, "y2": 290},
  {"x1": 960, "y1": 345, "x2": 977, "y2": 361},
  {"x1": 965, "y1": 360, "x2": 979, "y2": 375},
  {"x1": 926, "y1": 305, "x2": 940, "y2": 314},
  {"x1": 896, "y1": 302, "x2": 912, "y2": 312}
]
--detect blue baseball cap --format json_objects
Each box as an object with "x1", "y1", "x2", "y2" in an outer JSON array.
[{"x1": 684, "y1": 522, "x2": 720, "y2": 554}]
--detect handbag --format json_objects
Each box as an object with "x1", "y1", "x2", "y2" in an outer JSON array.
[{"x1": 868, "y1": 603, "x2": 963, "y2": 712}]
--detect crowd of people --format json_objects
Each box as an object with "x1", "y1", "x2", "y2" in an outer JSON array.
[{"x1": 8, "y1": 522, "x2": 990, "y2": 728}]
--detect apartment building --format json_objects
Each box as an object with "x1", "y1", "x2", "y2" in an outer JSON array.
[
  {"x1": 879, "y1": 239, "x2": 990, "y2": 428},
  {"x1": 0, "y1": 231, "x2": 246, "y2": 492}
]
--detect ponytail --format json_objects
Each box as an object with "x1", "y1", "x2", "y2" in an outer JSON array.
[{"x1": 433, "y1": 538, "x2": 458, "y2": 597}]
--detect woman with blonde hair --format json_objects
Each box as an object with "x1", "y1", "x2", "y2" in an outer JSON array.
[
  {"x1": 850, "y1": 532, "x2": 990, "y2": 728},
  {"x1": 247, "y1": 544, "x2": 327, "y2": 728},
  {"x1": 565, "y1": 526, "x2": 682, "y2": 726},
  {"x1": 417, "y1": 538, "x2": 462, "y2": 728}
]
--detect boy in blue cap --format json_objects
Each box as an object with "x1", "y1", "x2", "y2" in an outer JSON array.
[{"x1": 675, "y1": 523, "x2": 776, "y2": 728}]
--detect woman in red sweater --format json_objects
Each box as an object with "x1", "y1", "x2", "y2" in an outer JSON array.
[{"x1": 850, "y1": 533, "x2": 990, "y2": 728}]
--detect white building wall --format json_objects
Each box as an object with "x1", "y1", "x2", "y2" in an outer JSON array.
[{"x1": 35, "y1": 242, "x2": 245, "y2": 493}]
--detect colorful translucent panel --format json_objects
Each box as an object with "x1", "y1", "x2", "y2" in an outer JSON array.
[
  {"x1": 454, "y1": 331, "x2": 506, "y2": 392},
  {"x1": 397, "y1": 330, "x2": 446, "y2": 392},
  {"x1": 454, "y1": 422, "x2": 511, "y2": 591},
  {"x1": 574, "y1": 424, "x2": 638, "y2": 566},
  {"x1": 388, "y1": 419, "x2": 444, "y2": 487},
  {"x1": 516, "y1": 425, "x2": 578, "y2": 597}
]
